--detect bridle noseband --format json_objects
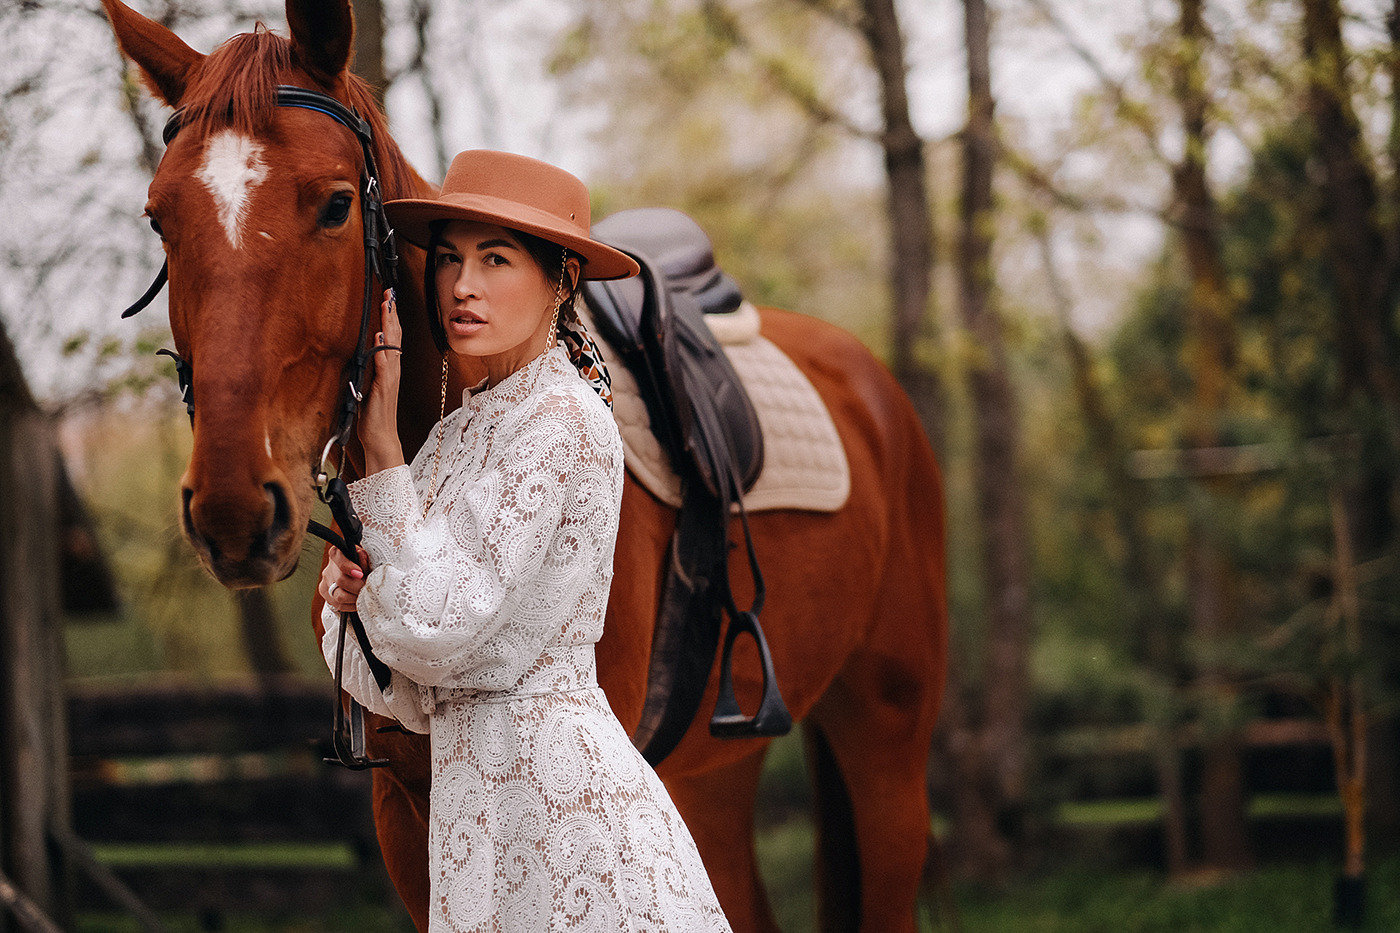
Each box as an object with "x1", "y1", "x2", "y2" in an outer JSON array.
[{"x1": 123, "y1": 85, "x2": 402, "y2": 770}]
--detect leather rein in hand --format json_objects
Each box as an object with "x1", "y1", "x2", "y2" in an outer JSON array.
[{"x1": 122, "y1": 86, "x2": 402, "y2": 771}]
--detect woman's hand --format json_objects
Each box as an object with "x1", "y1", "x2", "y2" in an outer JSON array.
[
  {"x1": 320, "y1": 544, "x2": 370, "y2": 613},
  {"x1": 358, "y1": 289, "x2": 407, "y2": 474}
]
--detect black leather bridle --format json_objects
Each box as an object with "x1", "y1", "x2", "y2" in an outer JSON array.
[{"x1": 123, "y1": 86, "x2": 402, "y2": 770}]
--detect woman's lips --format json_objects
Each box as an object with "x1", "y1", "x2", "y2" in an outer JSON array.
[{"x1": 447, "y1": 309, "x2": 485, "y2": 335}]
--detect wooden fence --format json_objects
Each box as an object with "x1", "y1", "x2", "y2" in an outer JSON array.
[
  {"x1": 1030, "y1": 713, "x2": 1376, "y2": 869},
  {"x1": 66, "y1": 679, "x2": 393, "y2": 919}
]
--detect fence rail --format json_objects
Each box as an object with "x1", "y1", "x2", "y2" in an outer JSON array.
[{"x1": 66, "y1": 679, "x2": 393, "y2": 916}]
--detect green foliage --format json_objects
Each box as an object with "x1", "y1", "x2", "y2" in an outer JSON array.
[
  {"x1": 555, "y1": 0, "x2": 893, "y2": 352},
  {"x1": 1099, "y1": 121, "x2": 1399, "y2": 721}
]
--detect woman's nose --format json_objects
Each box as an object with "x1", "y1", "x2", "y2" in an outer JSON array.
[{"x1": 453, "y1": 266, "x2": 479, "y2": 300}]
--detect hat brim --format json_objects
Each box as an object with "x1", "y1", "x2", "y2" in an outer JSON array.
[{"x1": 385, "y1": 193, "x2": 640, "y2": 281}]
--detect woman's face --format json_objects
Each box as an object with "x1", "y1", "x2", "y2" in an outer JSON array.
[{"x1": 434, "y1": 220, "x2": 560, "y2": 378}]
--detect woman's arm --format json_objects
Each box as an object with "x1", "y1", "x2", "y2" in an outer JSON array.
[
  {"x1": 347, "y1": 387, "x2": 619, "y2": 687},
  {"x1": 319, "y1": 605, "x2": 430, "y2": 733}
]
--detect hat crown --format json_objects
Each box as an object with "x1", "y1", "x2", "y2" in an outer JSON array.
[
  {"x1": 383, "y1": 149, "x2": 638, "y2": 280},
  {"x1": 440, "y1": 150, "x2": 590, "y2": 240}
]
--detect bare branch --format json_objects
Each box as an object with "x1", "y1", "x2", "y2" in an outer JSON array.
[
  {"x1": 1021, "y1": 0, "x2": 1171, "y2": 166},
  {"x1": 407, "y1": 0, "x2": 449, "y2": 180},
  {"x1": 999, "y1": 140, "x2": 1167, "y2": 220},
  {"x1": 699, "y1": 0, "x2": 875, "y2": 140}
]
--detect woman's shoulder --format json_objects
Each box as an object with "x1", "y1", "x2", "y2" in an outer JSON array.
[{"x1": 522, "y1": 376, "x2": 616, "y2": 440}]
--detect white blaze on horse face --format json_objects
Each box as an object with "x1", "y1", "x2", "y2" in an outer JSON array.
[{"x1": 197, "y1": 131, "x2": 268, "y2": 250}]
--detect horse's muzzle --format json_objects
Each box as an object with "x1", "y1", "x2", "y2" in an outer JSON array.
[{"x1": 181, "y1": 478, "x2": 300, "y2": 587}]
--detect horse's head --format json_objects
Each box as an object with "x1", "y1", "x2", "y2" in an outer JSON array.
[{"x1": 104, "y1": 0, "x2": 430, "y2": 587}]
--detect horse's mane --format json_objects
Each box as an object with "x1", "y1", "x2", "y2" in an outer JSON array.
[{"x1": 179, "y1": 25, "x2": 419, "y2": 199}]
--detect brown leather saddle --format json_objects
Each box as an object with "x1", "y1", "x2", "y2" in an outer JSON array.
[{"x1": 583, "y1": 207, "x2": 792, "y2": 765}]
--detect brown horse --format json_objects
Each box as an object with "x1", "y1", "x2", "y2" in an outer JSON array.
[{"x1": 102, "y1": 1, "x2": 947, "y2": 930}]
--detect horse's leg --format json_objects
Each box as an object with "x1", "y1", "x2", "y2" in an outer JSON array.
[
  {"x1": 805, "y1": 483, "x2": 945, "y2": 933},
  {"x1": 363, "y1": 725, "x2": 433, "y2": 933},
  {"x1": 803, "y1": 723, "x2": 859, "y2": 932},
  {"x1": 807, "y1": 664, "x2": 938, "y2": 933},
  {"x1": 371, "y1": 767, "x2": 430, "y2": 931},
  {"x1": 662, "y1": 744, "x2": 782, "y2": 933},
  {"x1": 803, "y1": 553, "x2": 945, "y2": 933}
]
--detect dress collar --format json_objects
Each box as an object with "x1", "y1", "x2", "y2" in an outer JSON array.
[{"x1": 461, "y1": 346, "x2": 571, "y2": 413}]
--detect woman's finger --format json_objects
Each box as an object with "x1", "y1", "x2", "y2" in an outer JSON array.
[
  {"x1": 328, "y1": 546, "x2": 366, "y2": 579},
  {"x1": 382, "y1": 289, "x2": 402, "y2": 342}
]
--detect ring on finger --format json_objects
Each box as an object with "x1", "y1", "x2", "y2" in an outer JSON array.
[{"x1": 329, "y1": 581, "x2": 340, "y2": 599}]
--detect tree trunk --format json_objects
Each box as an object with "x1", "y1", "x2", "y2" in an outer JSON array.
[
  {"x1": 234, "y1": 588, "x2": 295, "y2": 680},
  {"x1": 946, "y1": 0, "x2": 1033, "y2": 882},
  {"x1": 857, "y1": 0, "x2": 941, "y2": 448},
  {"x1": 349, "y1": 0, "x2": 387, "y2": 108},
  {"x1": 1038, "y1": 232, "x2": 1191, "y2": 876},
  {"x1": 1170, "y1": 0, "x2": 1253, "y2": 873},
  {"x1": 1302, "y1": 0, "x2": 1400, "y2": 445},
  {"x1": 1323, "y1": 488, "x2": 1369, "y2": 927},
  {"x1": 0, "y1": 321, "x2": 71, "y2": 927}
]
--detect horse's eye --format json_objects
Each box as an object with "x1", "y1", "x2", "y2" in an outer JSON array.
[
  {"x1": 320, "y1": 192, "x2": 354, "y2": 228},
  {"x1": 148, "y1": 215, "x2": 164, "y2": 238}
]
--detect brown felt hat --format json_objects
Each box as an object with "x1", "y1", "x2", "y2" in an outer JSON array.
[{"x1": 385, "y1": 150, "x2": 640, "y2": 281}]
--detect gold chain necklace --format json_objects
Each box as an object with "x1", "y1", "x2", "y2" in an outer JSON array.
[{"x1": 421, "y1": 354, "x2": 449, "y2": 518}]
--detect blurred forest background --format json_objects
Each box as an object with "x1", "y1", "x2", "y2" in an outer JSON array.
[{"x1": 5, "y1": 0, "x2": 1400, "y2": 926}]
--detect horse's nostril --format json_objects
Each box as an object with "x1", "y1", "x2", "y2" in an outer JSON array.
[
  {"x1": 265, "y1": 481, "x2": 291, "y2": 538},
  {"x1": 181, "y1": 486, "x2": 195, "y2": 536}
]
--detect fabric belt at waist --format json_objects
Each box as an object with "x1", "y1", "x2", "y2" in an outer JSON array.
[{"x1": 429, "y1": 645, "x2": 598, "y2": 706}]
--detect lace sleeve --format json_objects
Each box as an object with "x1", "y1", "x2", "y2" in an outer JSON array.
[
  {"x1": 319, "y1": 605, "x2": 430, "y2": 733},
  {"x1": 344, "y1": 387, "x2": 620, "y2": 688}
]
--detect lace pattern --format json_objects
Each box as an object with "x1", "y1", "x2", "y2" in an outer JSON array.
[{"x1": 321, "y1": 347, "x2": 730, "y2": 932}]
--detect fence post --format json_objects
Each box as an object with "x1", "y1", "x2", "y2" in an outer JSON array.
[{"x1": 0, "y1": 324, "x2": 70, "y2": 931}]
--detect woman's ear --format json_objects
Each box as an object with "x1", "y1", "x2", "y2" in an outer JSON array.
[{"x1": 564, "y1": 257, "x2": 582, "y2": 298}]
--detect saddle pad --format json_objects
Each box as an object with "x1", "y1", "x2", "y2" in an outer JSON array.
[{"x1": 582, "y1": 300, "x2": 851, "y2": 513}]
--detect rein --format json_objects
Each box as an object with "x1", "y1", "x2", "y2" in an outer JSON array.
[{"x1": 123, "y1": 85, "x2": 401, "y2": 771}]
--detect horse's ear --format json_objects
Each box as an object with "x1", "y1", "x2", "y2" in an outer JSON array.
[
  {"x1": 286, "y1": 0, "x2": 354, "y2": 84},
  {"x1": 101, "y1": 0, "x2": 204, "y2": 107}
]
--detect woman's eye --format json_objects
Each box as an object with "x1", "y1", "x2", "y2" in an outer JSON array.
[
  {"x1": 319, "y1": 192, "x2": 354, "y2": 228},
  {"x1": 436, "y1": 253, "x2": 460, "y2": 267},
  {"x1": 484, "y1": 253, "x2": 507, "y2": 266}
]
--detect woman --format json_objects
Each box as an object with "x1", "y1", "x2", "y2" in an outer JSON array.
[{"x1": 318, "y1": 150, "x2": 732, "y2": 932}]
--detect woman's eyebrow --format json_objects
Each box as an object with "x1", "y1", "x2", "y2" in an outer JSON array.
[{"x1": 475, "y1": 238, "x2": 519, "y2": 252}]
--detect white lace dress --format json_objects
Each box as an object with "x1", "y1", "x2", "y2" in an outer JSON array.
[{"x1": 321, "y1": 347, "x2": 731, "y2": 933}]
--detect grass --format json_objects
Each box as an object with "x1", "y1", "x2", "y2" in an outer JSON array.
[
  {"x1": 949, "y1": 855, "x2": 1400, "y2": 933},
  {"x1": 87, "y1": 841, "x2": 357, "y2": 869},
  {"x1": 1057, "y1": 793, "x2": 1345, "y2": 827},
  {"x1": 74, "y1": 851, "x2": 1400, "y2": 932},
  {"x1": 756, "y1": 816, "x2": 817, "y2": 931}
]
